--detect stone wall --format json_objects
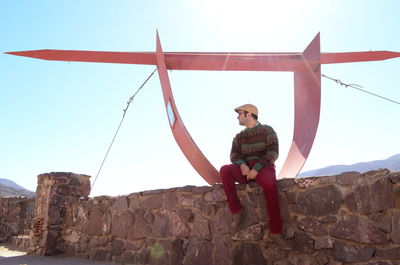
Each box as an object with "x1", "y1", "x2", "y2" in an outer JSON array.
[
  {"x1": 0, "y1": 196, "x2": 34, "y2": 244},
  {"x1": 8, "y1": 169, "x2": 400, "y2": 264},
  {"x1": 28, "y1": 172, "x2": 90, "y2": 255}
]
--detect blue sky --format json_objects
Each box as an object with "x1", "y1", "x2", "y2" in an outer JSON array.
[{"x1": 1, "y1": 0, "x2": 399, "y2": 196}]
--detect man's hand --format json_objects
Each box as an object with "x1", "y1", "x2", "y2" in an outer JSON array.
[
  {"x1": 247, "y1": 169, "x2": 258, "y2": 180},
  {"x1": 240, "y1": 164, "x2": 250, "y2": 176}
]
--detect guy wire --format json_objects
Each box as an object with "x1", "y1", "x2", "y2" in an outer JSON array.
[{"x1": 91, "y1": 67, "x2": 158, "y2": 191}]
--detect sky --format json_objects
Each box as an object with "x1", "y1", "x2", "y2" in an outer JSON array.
[{"x1": 1, "y1": 0, "x2": 399, "y2": 196}]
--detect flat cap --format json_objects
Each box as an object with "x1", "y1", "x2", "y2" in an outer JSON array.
[{"x1": 234, "y1": 104, "x2": 258, "y2": 116}]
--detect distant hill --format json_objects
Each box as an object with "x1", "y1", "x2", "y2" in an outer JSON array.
[
  {"x1": 0, "y1": 179, "x2": 35, "y2": 198},
  {"x1": 299, "y1": 153, "x2": 400, "y2": 177}
]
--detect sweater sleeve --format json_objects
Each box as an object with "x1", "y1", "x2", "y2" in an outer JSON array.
[
  {"x1": 254, "y1": 126, "x2": 279, "y2": 170},
  {"x1": 230, "y1": 134, "x2": 246, "y2": 165}
]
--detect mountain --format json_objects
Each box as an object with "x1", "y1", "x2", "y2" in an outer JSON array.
[
  {"x1": 0, "y1": 178, "x2": 27, "y2": 190},
  {"x1": 299, "y1": 153, "x2": 400, "y2": 177},
  {"x1": 0, "y1": 179, "x2": 35, "y2": 198}
]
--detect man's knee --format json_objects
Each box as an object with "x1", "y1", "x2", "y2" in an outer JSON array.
[
  {"x1": 220, "y1": 164, "x2": 232, "y2": 177},
  {"x1": 258, "y1": 178, "x2": 276, "y2": 190},
  {"x1": 257, "y1": 167, "x2": 277, "y2": 188}
]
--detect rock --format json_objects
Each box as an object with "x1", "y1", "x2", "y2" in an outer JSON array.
[
  {"x1": 295, "y1": 185, "x2": 342, "y2": 216},
  {"x1": 320, "y1": 216, "x2": 337, "y2": 224},
  {"x1": 363, "y1": 262, "x2": 393, "y2": 265},
  {"x1": 277, "y1": 178, "x2": 295, "y2": 191},
  {"x1": 112, "y1": 197, "x2": 128, "y2": 212},
  {"x1": 190, "y1": 213, "x2": 211, "y2": 240},
  {"x1": 315, "y1": 236, "x2": 333, "y2": 250},
  {"x1": 212, "y1": 207, "x2": 233, "y2": 235},
  {"x1": 57, "y1": 184, "x2": 71, "y2": 196},
  {"x1": 163, "y1": 192, "x2": 178, "y2": 210},
  {"x1": 330, "y1": 215, "x2": 388, "y2": 244},
  {"x1": 88, "y1": 236, "x2": 109, "y2": 248},
  {"x1": 124, "y1": 240, "x2": 145, "y2": 251},
  {"x1": 178, "y1": 193, "x2": 195, "y2": 207},
  {"x1": 128, "y1": 214, "x2": 151, "y2": 240},
  {"x1": 194, "y1": 198, "x2": 216, "y2": 216},
  {"x1": 389, "y1": 172, "x2": 400, "y2": 183},
  {"x1": 336, "y1": 171, "x2": 361, "y2": 185},
  {"x1": 64, "y1": 244, "x2": 76, "y2": 257},
  {"x1": 212, "y1": 236, "x2": 231, "y2": 265},
  {"x1": 293, "y1": 231, "x2": 315, "y2": 254},
  {"x1": 331, "y1": 241, "x2": 375, "y2": 263},
  {"x1": 169, "y1": 238, "x2": 184, "y2": 265},
  {"x1": 127, "y1": 194, "x2": 140, "y2": 209},
  {"x1": 375, "y1": 247, "x2": 400, "y2": 259},
  {"x1": 232, "y1": 243, "x2": 267, "y2": 265},
  {"x1": 112, "y1": 239, "x2": 124, "y2": 255},
  {"x1": 177, "y1": 208, "x2": 194, "y2": 223},
  {"x1": 298, "y1": 217, "x2": 327, "y2": 236},
  {"x1": 64, "y1": 230, "x2": 79, "y2": 244},
  {"x1": 369, "y1": 213, "x2": 391, "y2": 233},
  {"x1": 111, "y1": 211, "x2": 134, "y2": 238},
  {"x1": 315, "y1": 175, "x2": 337, "y2": 185},
  {"x1": 86, "y1": 207, "x2": 111, "y2": 236},
  {"x1": 232, "y1": 224, "x2": 264, "y2": 241},
  {"x1": 279, "y1": 194, "x2": 292, "y2": 223},
  {"x1": 391, "y1": 213, "x2": 400, "y2": 244},
  {"x1": 121, "y1": 250, "x2": 149, "y2": 265},
  {"x1": 78, "y1": 175, "x2": 91, "y2": 197},
  {"x1": 204, "y1": 189, "x2": 226, "y2": 202},
  {"x1": 48, "y1": 206, "x2": 61, "y2": 219},
  {"x1": 89, "y1": 248, "x2": 110, "y2": 261},
  {"x1": 184, "y1": 238, "x2": 213, "y2": 265},
  {"x1": 192, "y1": 186, "x2": 213, "y2": 195},
  {"x1": 152, "y1": 211, "x2": 171, "y2": 237},
  {"x1": 263, "y1": 244, "x2": 287, "y2": 262},
  {"x1": 286, "y1": 191, "x2": 296, "y2": 204},
  {"x1": 144, "y1": 211, "x2": 154, "y2": 224},
  {"x1": 353, "y1": 177, "x2": 396, "y2": 214},
  {"x1": 286, "y1": 254, "x2": 319, "y2": 265},
  {"x1": 344, "y1": 193, "x2": 357, "y2": 212},
  {"x1": 141, "y1": 194, "x2": 162, "y2": 209},
  {"x1": 240, "y1": 199, "x2": 260, "y2": 229},
  {"x1": 362, "y1": 168, "x2": 390, "y2": 179}
]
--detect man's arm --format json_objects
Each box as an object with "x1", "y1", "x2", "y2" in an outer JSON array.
[
  {"x1": 230, "y1": 135, "x2": 250, "y2": 176},
  {"x1": 230, "y1": 135, "x2": 245, "y2": 165},
  {"x1": 253, "y1": 126, "x2": 279, "y2": 171}
]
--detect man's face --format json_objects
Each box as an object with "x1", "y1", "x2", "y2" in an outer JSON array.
[{"x1": 237, "y1": 111, "x2": 248, "y2": 126}]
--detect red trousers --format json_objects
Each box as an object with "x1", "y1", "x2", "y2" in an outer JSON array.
[{"x1": 220, "y1": 162, "x2": 283, "y2": 234}]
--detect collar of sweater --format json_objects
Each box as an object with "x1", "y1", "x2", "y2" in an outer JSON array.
[{"x1": 245, "y1": 121, "x2": 261, "y2": 131}]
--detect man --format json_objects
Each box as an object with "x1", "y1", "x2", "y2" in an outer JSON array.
[{"x1": 220, "y1": 104, "x2": 287, "y2": 248}]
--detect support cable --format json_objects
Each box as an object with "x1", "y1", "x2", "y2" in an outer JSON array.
[
  {"x1": 322, "y1": 74, "x2": 399, "y2": 105},
  {"x1": 91, "y1": 67, "x2": 158, "y2": 191}
]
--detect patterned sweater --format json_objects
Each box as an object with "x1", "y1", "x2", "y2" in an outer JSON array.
[{"x1": 230, "y1": 122, "x2": 279, "y2": 172}]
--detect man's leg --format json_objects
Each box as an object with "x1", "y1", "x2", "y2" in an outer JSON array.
[
  {"x1": 255, "y1": 166, "x2": 283, "y2": 234},
  {"x1": 220, "y1": 164, "x2": 248, "y2": 214}
]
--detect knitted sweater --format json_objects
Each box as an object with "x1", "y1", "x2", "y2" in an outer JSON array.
[{"x1": 230, "y1": 122, "x2": 279, "y2": 172}]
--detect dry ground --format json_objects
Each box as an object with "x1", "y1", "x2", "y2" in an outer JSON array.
[{"x1": 0, "y1": 244, "x2": 115, "y2": 265}]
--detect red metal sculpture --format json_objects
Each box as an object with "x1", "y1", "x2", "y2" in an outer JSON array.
[{"x1": 6, "y1": 32, "x2": 400, "y2": 184}]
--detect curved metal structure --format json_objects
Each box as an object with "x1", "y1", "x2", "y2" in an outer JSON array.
[
  {"x1": 6, "y1": 32, "x2": 400, "y2": 184},
  {"x1": 277, "y1": 33, "x2": 321, "y2": 178},
  {"x1": 155, "y1": 33, "x2": 220, "y2": 184}
]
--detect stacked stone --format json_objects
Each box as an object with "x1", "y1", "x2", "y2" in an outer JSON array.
[
  {"x1": 0, "y1": 197, "x2": 22, "y2": 241},
  {"x1": 0, "y1": 196, "x2": 34, "y2": 246},
  {"x1": 28, "y1": 172, "x2": 90, "y2": 255},
  {"x1": 58, "y1": 169, "x2": 400, "y2": 265}
]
